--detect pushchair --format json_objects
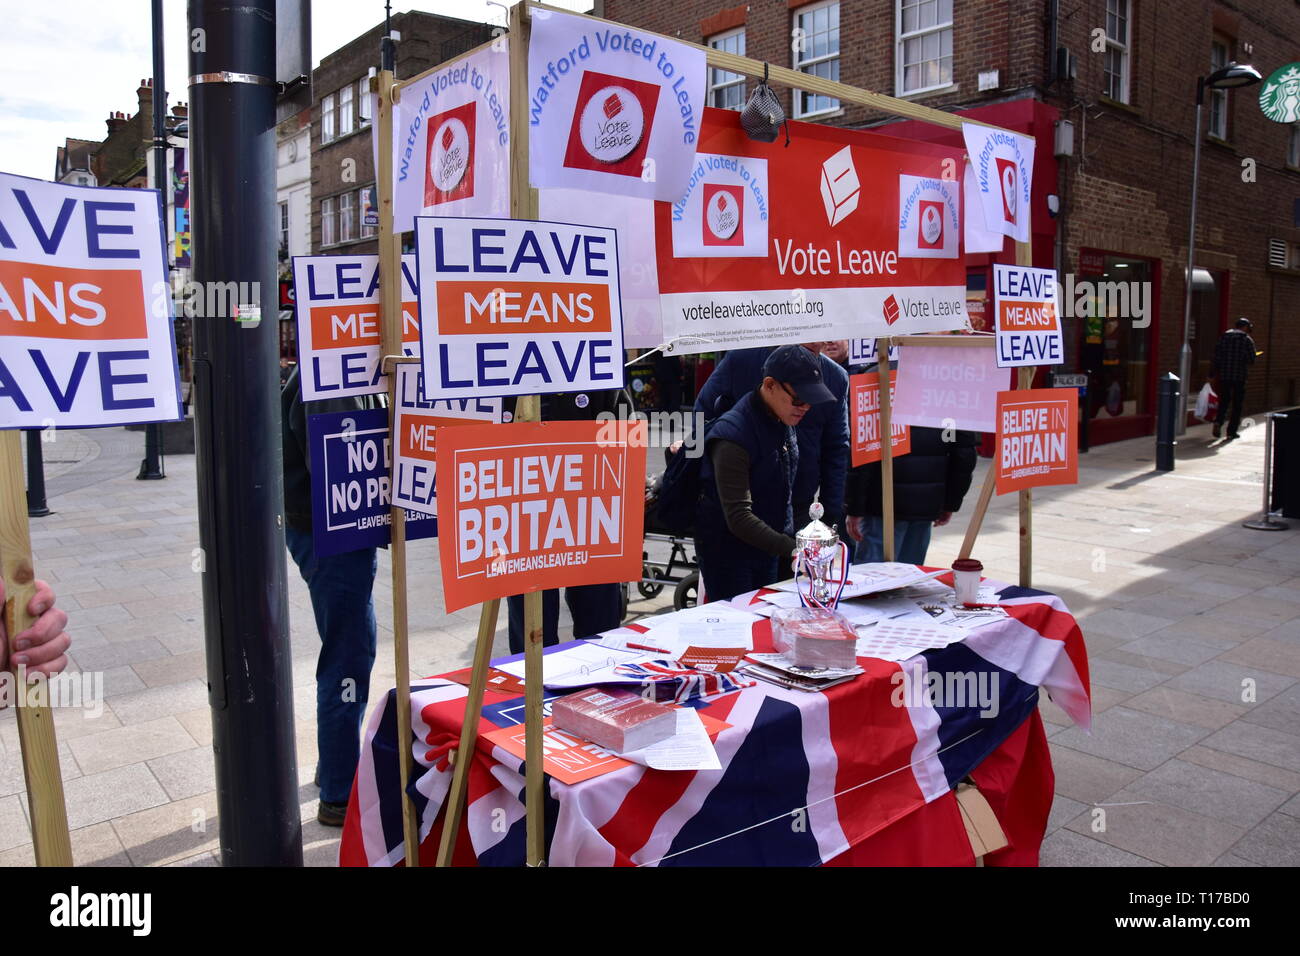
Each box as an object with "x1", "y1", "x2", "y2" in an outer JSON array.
[{"x1": 639, "y1": 468, "x2": 699, "y2": 610}]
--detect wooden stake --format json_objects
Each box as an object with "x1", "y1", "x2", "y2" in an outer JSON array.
[
  {"x1": 375, "y1": 65, "x2": 421, "y2": 868},
  {"x1": 878, "y1": 339, "x2": 896, "y2": 562},
  {"x1": 0, "y1": 432, "x2": 72, "y2": 866},
  {"x1": 1015, "y1": 240, "x2": 1034, "y2": 589},
  {"x1": 434, "y1": 597, "x2": 499, "y2": 866}
]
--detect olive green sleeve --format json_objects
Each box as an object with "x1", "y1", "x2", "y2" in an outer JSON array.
[{"x1": 710, "y1": 440, "x2": 798, "y2": 558}]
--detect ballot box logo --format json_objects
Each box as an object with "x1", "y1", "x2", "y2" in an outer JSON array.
[
  {"x1": 702, "y1": 183, "x2": 744, "y2": 246},
  {"x1": 565, "y1": 71, "x2": 658, "y2": 177},
  {"x1": 919, "y1": 201, "x2": 944, "y2": 248},
  {"x1": 883, "y1": 294, "x2": 901, "y2": 326},
  {"x1": 819, "y1": 145, "x2": 860, "y2": 227},
  {"x1": 996, "y1": 157, "x2": 1018, "y2": 223},
  {"x1": 425, "y1": 102, "x2": 476, "y2": 206}
]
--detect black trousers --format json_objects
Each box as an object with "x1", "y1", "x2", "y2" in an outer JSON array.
[
  {"x1": 506, "y1": 583, "x2": 624, "y2": 654},
  {"x1": 1215, "y1": 379, "x2": 1247, "y2": 437}
]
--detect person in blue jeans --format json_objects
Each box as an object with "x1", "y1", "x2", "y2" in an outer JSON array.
[
  {"x1": 844, "y1": 424, "x2": 979, "y2": 565},
  {"x1": 281, "y1": 365, "x2": 380, "y2": 826}
]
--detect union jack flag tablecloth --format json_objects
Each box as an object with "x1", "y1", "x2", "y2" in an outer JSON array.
[{"x1": 340, "y1": 578, "x2": 1090, "y2": 867}]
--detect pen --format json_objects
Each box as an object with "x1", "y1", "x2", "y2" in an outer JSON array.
[
  {"x1": 627, "y1": 642, "x2": 673, "y2": 654},
  {"x1": 960, "y1": 603, "x2": 1002, "y2": 609}
]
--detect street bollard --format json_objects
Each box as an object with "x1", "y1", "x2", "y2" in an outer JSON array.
[
  {"x1": 25, "y1": 428, "x2": 50, "y2": 517},
  {"x1": 1156, "y1": 372, "x2": 1179, "y2": 472},
  {"x1": 1243, "y1": 413, "x2": 1289, "y2": 531}
]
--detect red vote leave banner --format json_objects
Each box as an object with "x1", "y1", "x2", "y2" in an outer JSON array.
[
  {"x1": 995, "y1": 388, "x2": 1078, "y2": 494},
  {"x1": 435, "y1": 419, "x2": 646, "y2": 612}
]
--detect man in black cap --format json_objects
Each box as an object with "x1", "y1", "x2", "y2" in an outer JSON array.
[
  {"x1": 1211, "y1": 317, "x2": 1258, "y2": 441},
  {"x1": 693, "y1": 345, "x2": 837, "y2": 601}
]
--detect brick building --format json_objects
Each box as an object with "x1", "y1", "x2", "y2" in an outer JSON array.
[
  {"x1": 310, "y1": 11, "x2": 494, "y2": 256},
  {"x1": 54, "y1": 138, "x2": 100, "y2": 186},
  {"x1": 597, "y1": 0, "x2": 1300, "y2": 443}
]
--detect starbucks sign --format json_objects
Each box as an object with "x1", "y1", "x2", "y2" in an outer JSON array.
[{"x1": 1260, "y1": 63, "x2": 1300, "y2": 124}]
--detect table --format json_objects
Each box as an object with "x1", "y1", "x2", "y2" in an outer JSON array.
[{"x1": 340, "y1": 574, "x2": 1091, "y2": 866}]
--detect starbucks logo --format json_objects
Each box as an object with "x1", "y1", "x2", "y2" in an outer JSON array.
[
  {"x1": 921, "y1": 204, "x2": 942, "y2": 245},
  {"x1": 706, "y1": 190, "x2": 739, "y2": 240},
  {"x1": 431, "y1": 117, "x2": 470, "y2": 192},
  {"x1": 578, "y1": 86, "x2": 645, "y2": 164},
  {"x1": 1260, "y1": 64, "x2": 1300, "y2": 124}
]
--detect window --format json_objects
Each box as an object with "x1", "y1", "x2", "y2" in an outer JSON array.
[
  {"x1": 360, "y1": 187, "x2": 377, "y2": 238},
  {"x1": 793, "y1": 1, "x2": 839, "y2": 118},
  {"x1": 321, "y1": 92, "x2": 336, "y2": 143},
  {"x1": 358, "y1": 77, "x2": 373, "y2": 127},
  {"x1": 1289, "y1": 125, "x2": 1300, "y2": 168},
  {"x1": 279, "y1": 201, "x2": 289, "y2": 255},
  {"x1": 1209, "y1": 36, "x2": 1230, "y2": 139},
  {"x1": 1103, "y1": 0, "x2": 1130, "y2": 103},
  {"x1": 320, "y1": 196, "x2": 335, "y2": 247},
  {"x1": 339, "y1": 83, "x2": 355, "y2": 137},
  {"x1": 707, "y1": 29, "x2": 746, "y2": 110},
  {"x1": 897, "y1": 0, "x2": 953, "y2": 95},
  {"x1": 338, "y1": 190, "x2": 356, "y2": 243}
]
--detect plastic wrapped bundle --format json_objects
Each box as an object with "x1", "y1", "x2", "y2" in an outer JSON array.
[
  {"x1": 551, "y1": 687, "x2": 678, "y2": 753},
  {"x1": 771, "y1": 607, "x2": 859, "y2": 669}
]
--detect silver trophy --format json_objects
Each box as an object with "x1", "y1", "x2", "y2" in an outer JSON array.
[{"x1": 794, "y1": 500, "x2": 845, "y2": 608}]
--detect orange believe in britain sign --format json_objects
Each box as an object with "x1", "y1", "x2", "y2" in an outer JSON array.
[
  {"x1": 435, "y1": 419, "x2": 646, "y2": 612},
  {"x1": 995, "y1": 388, "x2": 1078, "y2": 494},
  {"x1": 850, "y1": 371, "x2": 911, "y2": 467}
]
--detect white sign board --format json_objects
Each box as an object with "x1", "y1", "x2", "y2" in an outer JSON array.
[
  {"x1": 392, "y1": 41, "x2": 511, "y2": 235},
  {"x1": 526, "y1": 7, "x2": 705, "y2": 201},
  {"x1": 292, "y1": 254, "x2": 419, "y2": 400},
  {"x1": 390, "y1": 362, "x2": 502, "y2": 515},
  {"x1": 961, "y1": 124, "x2": 1035, "y2": 243},
  {"x1": 0, "y1": 172, "x2": 181, "y2": 427},
  {"x1": 993, "y1": 264, "x2": 1063, "y2": 368},
  {"x1": 891, "y1": 344, "x2": 1004, "y2": 433},
  {"x1": 414, "y1": 216, "x2": 625, "y2": 400}
]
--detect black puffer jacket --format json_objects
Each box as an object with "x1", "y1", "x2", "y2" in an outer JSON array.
[{"x1": 845, "y1": 425, "x2": 979, "y2": 522}]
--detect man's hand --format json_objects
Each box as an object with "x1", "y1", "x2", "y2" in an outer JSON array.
[
  {"x1": 846, "y1": 515, "x2": 866, "y2": 542},
  {"x1": 933, "y1": 511, "x2": 953, "y2": 528},
  {"x1": 0, "y1": 579, "x2": 71, "y2": 677}
]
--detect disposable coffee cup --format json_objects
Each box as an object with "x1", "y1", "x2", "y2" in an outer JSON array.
[{"x1": 952, "y1": 559, "x2": 983, "y2": 605}]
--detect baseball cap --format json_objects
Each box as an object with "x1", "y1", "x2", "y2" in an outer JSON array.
[
  {"x1": 763, "y1": 345, "x2": 836, "y2": 405},
  {"x1": 1236, "y1": 317, "x2": 1253, "y2": 331}
]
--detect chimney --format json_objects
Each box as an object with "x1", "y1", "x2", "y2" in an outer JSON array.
[
  {"x1": 172, "y1": 102, "x2": 188, "y2": 119},
  {"x1": 106, "y1": 111, "x2": 128, "y2": 136}
]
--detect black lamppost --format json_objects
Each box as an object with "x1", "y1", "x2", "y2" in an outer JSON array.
[{"x1": 1177, "y1": 62, "x2": 1262, "y2": 435}]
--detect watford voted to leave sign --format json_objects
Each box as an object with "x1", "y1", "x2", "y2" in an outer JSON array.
[
  {"x1": 961, "y1": 123, "x2": 1035, "y2": 244},
  {"x1": 414, "y1": 216, "x2": 626, "y2": 400},
  {"x1": 435, "y1": 419, "x2": 647, "y2": 613},
  {"x1": 292, "y1": 253, "x2": 420, "y2": 401},
  {"x1": 390, "y1": 362, "x2": 502, "y2": 516},
  {"x1": 0, "y1": 171, "x2": 182, "y2": 428},
  {"x1": 527, "y1": 7, "x2": 706, "y2": 202},
  {"x1": 391, "y1": 40, "x2": 511, "y2": 235},
  {"x1": 994, "y1": 264, "x2": 1063, "y2": 368}
]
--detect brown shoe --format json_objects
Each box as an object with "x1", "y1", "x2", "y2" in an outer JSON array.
[{"x1": 317, "y1": 799, "x2": 348, "y2": 827}]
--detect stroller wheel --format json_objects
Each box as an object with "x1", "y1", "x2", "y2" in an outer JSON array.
[
  {"x1": 638, "y1": 566, "x2": 667, "y2": 598},
  {"x1": 673, "y1": 571, "x2": 699, "y2": 610}
]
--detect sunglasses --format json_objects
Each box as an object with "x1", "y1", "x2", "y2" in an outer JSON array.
[{"x1": 781, "y1": 383, "x2": 810, "y2": 409}]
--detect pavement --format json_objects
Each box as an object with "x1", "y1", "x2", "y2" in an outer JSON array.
[{"x1": 3, "y1": 414, "x2": 1298, "y2": 867}]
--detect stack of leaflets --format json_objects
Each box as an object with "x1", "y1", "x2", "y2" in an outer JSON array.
[{"x1": 741, "y1": 652, "x2": 862, "y2": 693}]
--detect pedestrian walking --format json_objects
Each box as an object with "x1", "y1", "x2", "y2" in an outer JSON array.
[{"x1": 1211, "y1": 317, "x2": 1258, "y2": 441}]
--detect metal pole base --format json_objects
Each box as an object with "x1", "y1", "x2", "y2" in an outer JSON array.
[
  {"x1": 1243, "y1": 516, "x2": 1289, "y2": 531},
  {"x1": 136, "y1": 459, "x2": 166, "y2": 480},
  {"x1": 27, "y1": 505, "x2": 52, "y2": 518}
]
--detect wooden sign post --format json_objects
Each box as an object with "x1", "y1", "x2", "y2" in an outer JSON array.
[{"x1": 0, "y1": 432, "x2": 72, "y2": 866}]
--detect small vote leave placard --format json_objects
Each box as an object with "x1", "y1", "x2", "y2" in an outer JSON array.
[
  {"x1": 994, "y1": 264, "x2": 1063, "y2": 368},
  {"x1": 850, "y1": 371, "x2": 911, "y2": 467},
  {"x1": 435, "y1": 419, "x2": 646, "y2": 612}
]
